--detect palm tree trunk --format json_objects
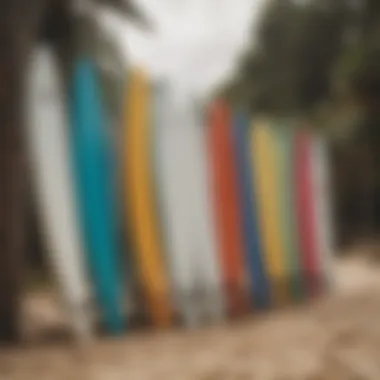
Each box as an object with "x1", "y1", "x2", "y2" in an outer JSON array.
[{"x1": 0, "y1": 0, "x2": 46, "y2": 343}]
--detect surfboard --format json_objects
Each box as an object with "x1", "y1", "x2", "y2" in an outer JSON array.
[
  {"x1": 153, "y1": 85, "x2": 201, "y2": 326},
  {"x1": 191, "y1": 103, "x2": 225, "y2": 324},
  {"x1": 105, "y1": 71, "x2": 137, "y2": 323},
  {"x1": 250, "y1": 121, "x2": 290, "y2": 306},
  {"x1": 154, "y1": 87, "x2": 225, "y2": 326},
  {"x1": 124, "y1": 70, "x2": 173, "y2": 327},
  {"x1": 26, "y1": 46, "x2": 93, "y2": 340},
  {"x1": 274, "y1": 125, "x2": 304, "y2": 300},
  {"x1": 311, "y1": 135, "x2": 334, "y2": 291},
  {"x1": 233, "y1": 113, "x2": 271, "y2": 308},
  {"x1": 207, "y1": 99, "x2": 249, "y2": 317},
  {"x1": 294, "y1": 130, "x2": 321, "y2": 298},
  {"x1": 71, "y1": 57, "x2": 124, "y2": 334}
]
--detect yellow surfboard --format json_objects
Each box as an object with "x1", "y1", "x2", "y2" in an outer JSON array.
[
  {"x1": 250, "y1": 121, "x2": 290, "y2": 306},
  {"x1": 124, "y1": 69, "x2": 173, "y2": 327}
]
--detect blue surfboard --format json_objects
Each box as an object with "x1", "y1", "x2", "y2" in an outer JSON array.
[
  {"x1": 71, "y1": 58, "x2": 124, "y2": 334},
  {"x1": 233, "y1": 113, "x2": 271, "y2": 308}
]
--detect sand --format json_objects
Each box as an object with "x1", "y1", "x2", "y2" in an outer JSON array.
[{"x1": 1, "y1": 248, "x2": 380, "y2": 380}]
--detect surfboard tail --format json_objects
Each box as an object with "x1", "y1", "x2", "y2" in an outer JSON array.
[
  {"x1": 70, "y1": 301, "x2": 94, "y2": 341},
  {"x1": 270, "y1": 275, "x2": 292, "y2": 307},
  {"x1": 225, "y1": 281, "x2": 250, "y2": 317},
  {"x1": 250, "y1": 281, "x2": 271, "y2": 310},
  {"x1": 289, "y1": 271, "x2": 306, "y2": 302},
  {"x1": 177, "y1": 289, "x2": 203, "y2": 328},
  {"x1": 304, "y1": 271, "x2": 324, "y2": 298},
  {"x1": 144, "y1": 289, "x2": 173, "y2": 328},
  {"x1": 202, "y1": 286, "x2": 225, "y2": 323}
]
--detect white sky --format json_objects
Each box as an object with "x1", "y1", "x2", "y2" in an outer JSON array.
[{"x1": 103, "y1": 0, "x2": 266, "y2": 97}]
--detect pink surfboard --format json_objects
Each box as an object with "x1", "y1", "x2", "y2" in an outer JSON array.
[{"x1": 295, "y1": 130, "x2": 322, "y2": 297}]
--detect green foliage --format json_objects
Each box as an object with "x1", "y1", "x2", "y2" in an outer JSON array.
[
  {"x1": 78, "y1": 14, "x2": 127, "y2": 124},
  {"x1": 71, "y1": 1, "x2": 148, "y2": 125},
  {"x1": 220, "y1": 0, "x2": 362, "y2": 119},
  {"x1": 44, "y1": 0, "x2": 148, "y2": 123}
]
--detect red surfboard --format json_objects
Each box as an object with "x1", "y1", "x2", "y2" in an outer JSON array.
[
  {"x1": 294, "y1": 130, "x2": 321, "y2": 298},
  {"x1": 207, "y1": 99, "x2": 249, "y2": 317}
]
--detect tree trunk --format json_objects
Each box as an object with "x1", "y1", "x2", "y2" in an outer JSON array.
[{"x1": 0, "y1": 0, "x2": 46, "y2": 343}]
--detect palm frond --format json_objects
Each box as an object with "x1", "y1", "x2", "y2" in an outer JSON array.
[
  {"x1": 97, "y1": 0, "x2": 153, "y2": 30},
  {"x1": 95, "y1": 27, "x2": 127, "y2": 124}
]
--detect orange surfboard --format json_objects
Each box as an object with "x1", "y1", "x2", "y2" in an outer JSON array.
[
  {"x1": 207, "y1": 99, "x2": 249, "y2": 317},
  {"x1": 123, "y1": 69, "x2": 173, "y2": 327}
]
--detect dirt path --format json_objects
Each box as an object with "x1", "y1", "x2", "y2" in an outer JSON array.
[{"x1": 1, "y1": 252, "x2": 380, "y2": 379}]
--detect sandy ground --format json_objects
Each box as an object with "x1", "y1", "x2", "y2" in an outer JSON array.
[{"x1": 1, "y1": 248, "x2": 380, "y2": 380}]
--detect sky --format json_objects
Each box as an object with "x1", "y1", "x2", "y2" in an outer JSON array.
[{"x1": 103, "y1": 0, "x2": 266, "y2": 98}]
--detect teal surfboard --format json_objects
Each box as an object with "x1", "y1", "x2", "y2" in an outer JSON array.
[{"x1": 71, "y1": 58, "x2": 124, "y2": 334}]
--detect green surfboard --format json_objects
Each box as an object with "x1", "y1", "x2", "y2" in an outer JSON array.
[{"x1": 274, "y1": 124, "x2": 304, "y2": 300}]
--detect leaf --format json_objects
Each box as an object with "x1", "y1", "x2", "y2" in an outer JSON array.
[{"x1": 95, "y1": 0, "x2": 153, "y2": 29}]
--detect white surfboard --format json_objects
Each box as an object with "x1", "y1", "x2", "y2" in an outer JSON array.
[
  {"x1": 311, "y1": 135, "x2": 335, "y2": 290},
  {"x1": 154, "y1": 86, "x2": 199, "y2": 326},
  {"x1": 190, "y1": 101, "x2": 225, "y2": 324},
  {"x1": 26, "y1": 46, "x2": 93, "y2": 339},
  {"x1": 154, "y1": 85, "x2": 224, "y2": 326}
]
